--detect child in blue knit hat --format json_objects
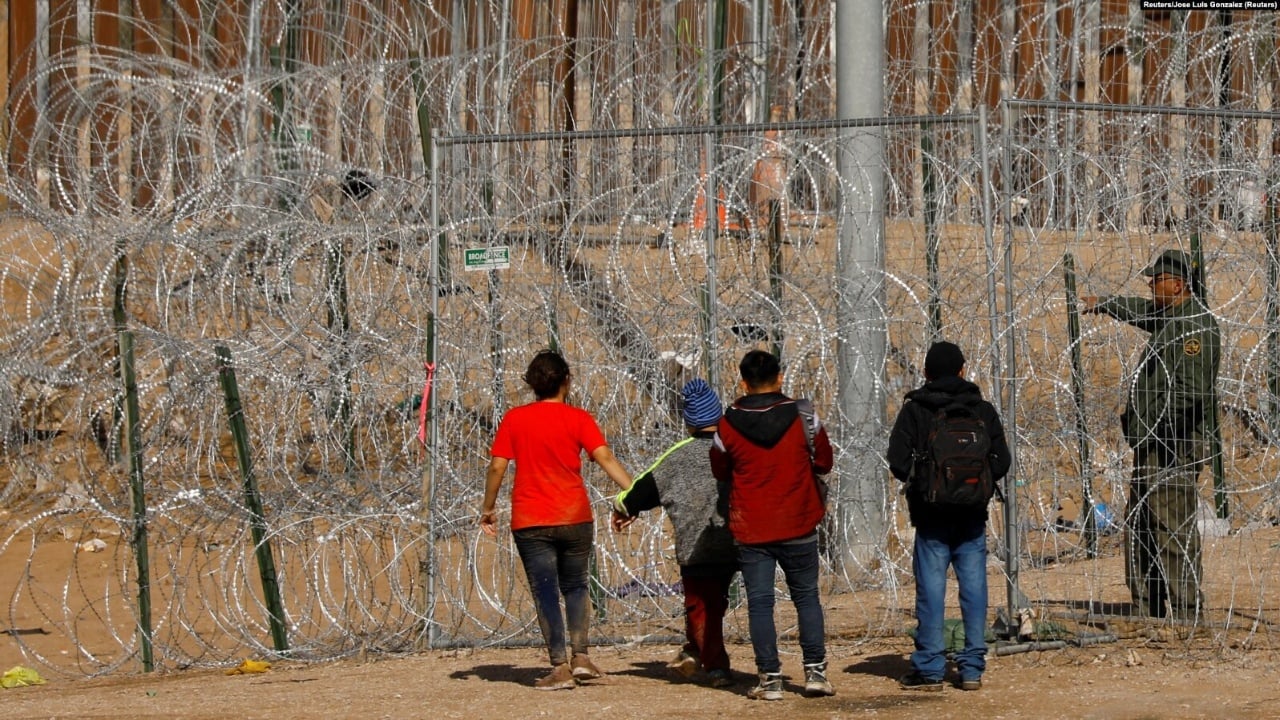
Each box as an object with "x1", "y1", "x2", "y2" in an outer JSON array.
[{"x1": 612, "y1": 378, "x2": 739, "y2": 688}]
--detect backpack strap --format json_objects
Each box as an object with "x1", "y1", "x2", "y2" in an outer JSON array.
[
  {"x1": 795, "y1": 398, "x2": 816, "y2": 459},
  {"x1": 794, "y1": 398, "x2": 830, "y2": 504}
]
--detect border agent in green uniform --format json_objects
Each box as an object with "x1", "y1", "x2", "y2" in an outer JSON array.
[{"x1": 1083, "y1": 249, "x2": 1221, "y2": 619}]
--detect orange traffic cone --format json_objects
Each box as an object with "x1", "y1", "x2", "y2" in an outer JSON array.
[{"x1": 692, "y1": 182, "x2": 728, "y2": 231}]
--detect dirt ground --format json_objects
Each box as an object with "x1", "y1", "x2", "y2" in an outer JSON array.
[
  {"x1": 3, "y1": 631, "x2": 1279, "y2": 720},
  {"x1": 6, "y1": 515, "x2": 1280, "y2": 720},
  {"x1": 6, "y1": 536, "x2": 1280, "y2": 720}
]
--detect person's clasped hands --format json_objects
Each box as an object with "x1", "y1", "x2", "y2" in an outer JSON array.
[{"x1": 610, "y1": 509, "x2": 636, "y2": 532}]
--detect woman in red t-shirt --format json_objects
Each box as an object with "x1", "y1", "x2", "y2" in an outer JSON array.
[{"x1": 479, "y1": 350, "x2": 633, "y2": 690}]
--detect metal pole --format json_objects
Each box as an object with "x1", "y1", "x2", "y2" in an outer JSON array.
[
  {"x1": 1063, "y1": 252, "x2": 1096, "y2": 556},
  {"x1": 923, "y1": 126, "x2": 941, "y2": 341},
  {"x1": 752, "y1": 0, "x2": 768, "y2": 121},
  {"x1": 425, "y1": 130, "x2": 442, "y2": 649},
  {"x1": 701, "y1": 0, "x2": 722, "y2": 387},
  {"x1": 768, "y1": 199, "x2": 785, "y2": 359},
  {"x1": 1268, "y1": 196, "x2": 1280, "y2": 425},
  {"x1": 702, "y1": 128, "x2": 718, "y2": 388},
  {"x1": 496, "y1": 0, "x2": 512, "y2": 216},
  {"x1": 833, "y1": 0, "x2": 887, "y2": 574},
  {"x1": 120, "y1": 330, "x2": 153, "y2": 672},
  {"x1": 978, "y1": 105, "x2": 1001, "y2": 413},
  {"x1": 216, "y1": 345, "x2": 289, "y2": 655},
  {"x1": 999, "y1": 99, "x2": 1030, "y2": 626}
]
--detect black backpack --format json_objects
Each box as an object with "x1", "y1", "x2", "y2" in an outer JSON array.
[{"x1": 913, "y1": 398, "x2": 994, "y2": 507}]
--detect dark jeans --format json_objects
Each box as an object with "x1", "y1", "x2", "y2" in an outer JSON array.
[
  {"x1": 512, "y1": 522, "x2": 594, "y2": 666},
  {"x1": 738, "y1": 539, "x2": 825, "y2": 674}
]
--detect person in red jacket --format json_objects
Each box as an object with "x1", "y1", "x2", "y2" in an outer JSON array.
[{"x1": 710, "y1": 350, "x2": 835, "y2": 701}]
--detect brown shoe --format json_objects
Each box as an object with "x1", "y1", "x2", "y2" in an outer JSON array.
[
  {"x1": 534, "y1": 663, "x2": 576, "y2": 690},
  {"x1": 667, "y1": 649, "x2": 700, "y2": 678},
  {"x1": 570, "y1": 653, "x2": 602, "y2": 680}
]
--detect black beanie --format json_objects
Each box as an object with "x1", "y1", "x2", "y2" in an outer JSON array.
[{"x1": 924, "y1": 341, "x2": 965, "y2": 378}]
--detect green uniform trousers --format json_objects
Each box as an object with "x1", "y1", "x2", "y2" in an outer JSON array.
[{"x1": 1126, "y1": 445, "x2": 1204, "y2": 619}]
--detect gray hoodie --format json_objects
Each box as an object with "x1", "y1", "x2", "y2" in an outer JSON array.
[{"x1": 614, "y1": 431, "x2": 737, "y2": 569}]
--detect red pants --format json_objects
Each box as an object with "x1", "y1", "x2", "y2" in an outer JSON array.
[{"x1": 681, "y1": 565, "x2": 737, "y2": 671}]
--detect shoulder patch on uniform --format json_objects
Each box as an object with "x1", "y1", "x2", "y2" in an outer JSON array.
[{"x1": 1184, "y1": 338, "x2": 1202, "y2": 356}]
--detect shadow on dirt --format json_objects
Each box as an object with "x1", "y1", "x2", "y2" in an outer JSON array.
[
  {"x1": 844, "y1": 653, "x2": 910, "y2": 681},
  {"x1": 448, "y1": 663, "x2": 543, "y2": 686},
  {"x1": 607, "y1": 660, "x2": 757, "y2": 695}
]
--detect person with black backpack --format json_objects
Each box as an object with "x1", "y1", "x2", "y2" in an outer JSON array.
[{"x1": 886, "y1": 341, "x2": 1012, "y2": 692}]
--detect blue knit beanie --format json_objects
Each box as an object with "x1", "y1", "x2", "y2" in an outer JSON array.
[{"x1": 681, "y1": 379, "x2": 723, "y2": 428}]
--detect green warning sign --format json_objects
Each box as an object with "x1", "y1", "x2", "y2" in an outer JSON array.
[{"x1": 464, "y1": 246, "x2": 510, "y2": 272}]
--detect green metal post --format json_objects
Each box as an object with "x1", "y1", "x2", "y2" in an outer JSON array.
[
  {"x1": 118, "y1": 330, "x2": 153, "y2": 672},
  {"x1": 589, "y1": 552, "x2": 606, "y2": 622},
  {"x1": 711, "y1": 0, "x2": 727, "y2": 127},
  {"x1": 216, "y1": 346, "x2": 290, "y2": 653},
  {"x1": 417, "y1": 316, "x2": 437, "y2": 648},
  {"x1": 698, "y1": 284, "x2": 712, "y2": 379},
  {"x1": 109, "y1": 239, "x2": 127, "y2": 464},
  {"x1": 1063, "y1": 253, "x2": 1095, "y2": 556}
]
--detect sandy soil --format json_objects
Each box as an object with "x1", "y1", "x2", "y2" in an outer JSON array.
[
  {"x1": 4, "y1": 629, "x2": 1280, "y2": 720},
  {"x1": 5, "y1": 527, "x2": 1280, "y2": 720},
  {"x1": 3, "y1": 516, "x2": 1279, "y2": 719}
]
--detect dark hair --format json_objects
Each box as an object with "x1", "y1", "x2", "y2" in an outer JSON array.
[
  {"x1": 738, "y1": 349, "x2": 781, "y2": 389},
  {"x1": 524, "y1": 350, "x2": 571, "y2": 399},
  {"x1": 924, "y1": 341, "x2": 965, "y2": 379}
]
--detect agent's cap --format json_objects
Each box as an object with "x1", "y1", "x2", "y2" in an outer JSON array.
[
  {"x1": 1141, "y1": 249, "x2": 1192, "y2": 280},
  {"x1": 924, "y1": 341, "x2": 965, "y2": 379},
  {"x1": 681, "y1": 379, "x2": 723, "y2": 428}
]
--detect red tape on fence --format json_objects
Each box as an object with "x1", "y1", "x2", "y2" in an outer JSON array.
[{"x1": 417, "y1": 362, "x2": 436, "y2": 446}]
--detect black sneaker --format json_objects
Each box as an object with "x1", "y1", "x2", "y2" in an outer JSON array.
[
  {"x1": 706, "y1": 669, "x2": 734, "y2": 688},
  {"x1": 959, "y1": 677, "x2": 982, "y2": 691},
  {"x1": 898, "y1": 672, "x2": 944, "y2": 692}
]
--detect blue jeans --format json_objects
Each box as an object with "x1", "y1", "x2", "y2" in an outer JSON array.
[
  {"x1": 512, "y1": 522, "x2": 594, "y2": 666},
  {"x1": 911, "y1": 520, "x2": 988, "y2": 681},
  {"x1": 738, "y1": 539, "x2": 825, "y2": 674}
]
